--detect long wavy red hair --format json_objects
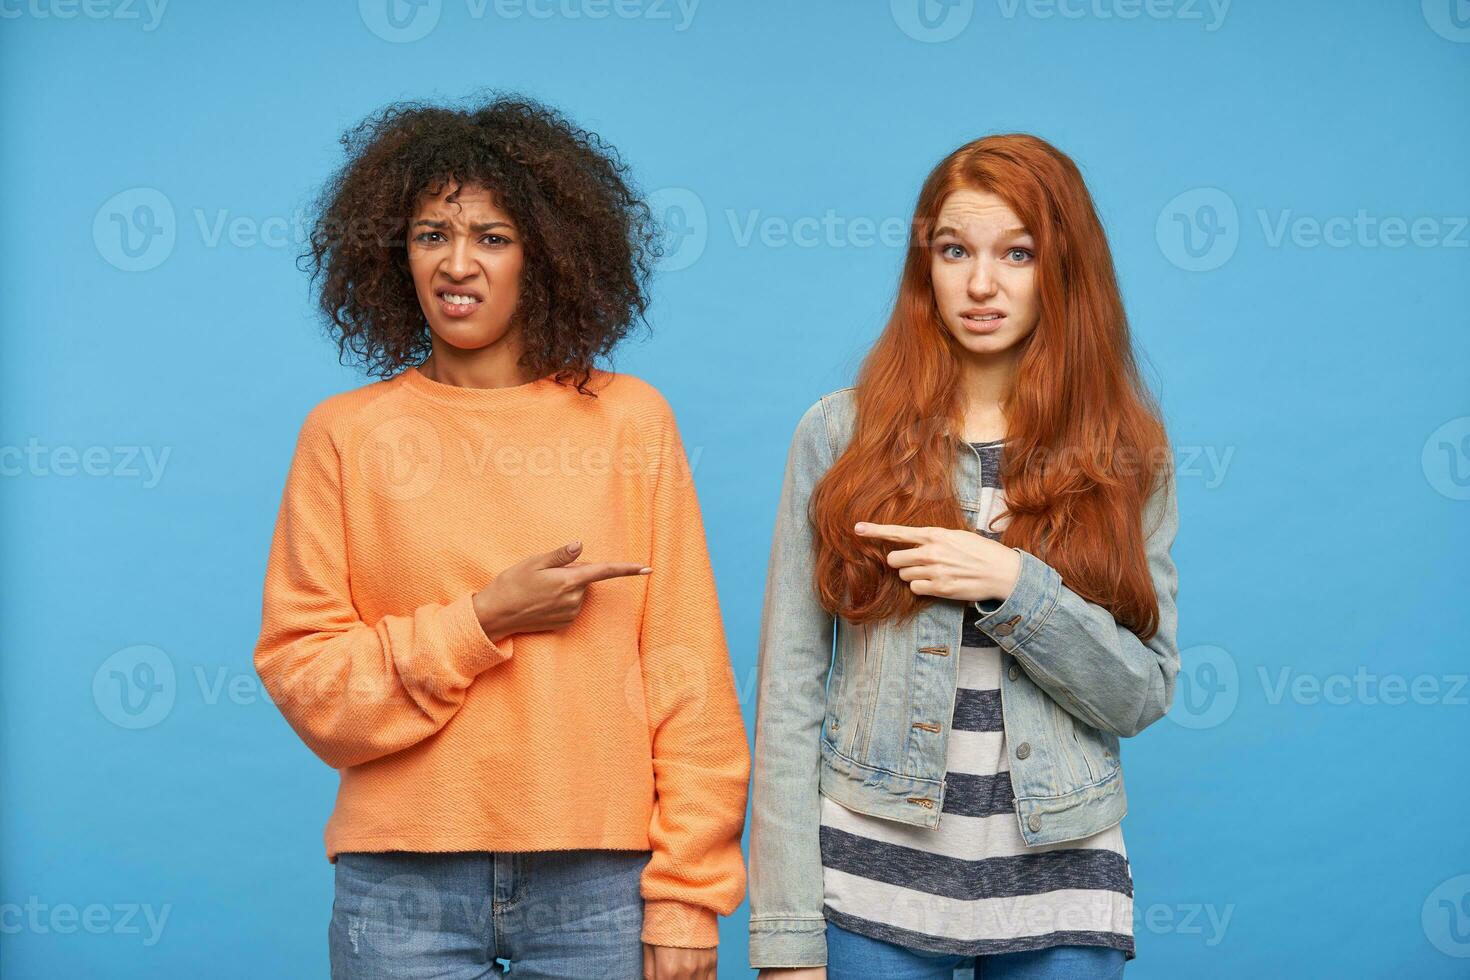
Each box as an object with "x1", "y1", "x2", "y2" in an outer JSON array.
[{"x1": 810, "y1": 134, "x2": 1172, "y2": 640}]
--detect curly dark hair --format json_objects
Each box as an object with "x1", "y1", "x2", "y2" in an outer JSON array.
[{"x1": 299, "y1": 92, "x2": 661, "y2": 394}]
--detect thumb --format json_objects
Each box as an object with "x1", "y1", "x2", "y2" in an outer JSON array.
[{"x1": 539, "y1": 540, "x2": 583, "y2": 568}]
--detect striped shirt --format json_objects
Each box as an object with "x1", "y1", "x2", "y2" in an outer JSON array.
[{"x1": 819, "y1": 439, "x2": 1135, "y2": 960}]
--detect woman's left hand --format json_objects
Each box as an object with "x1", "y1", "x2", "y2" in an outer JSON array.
[{"x1": 856, "y1": 521, "x2": 1022, "y2": 604}]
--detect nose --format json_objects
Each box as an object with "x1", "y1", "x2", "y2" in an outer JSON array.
[
  {"x1": 443, "y1": 235, "x2": 477, "y2": 281},
  {"x1": 967, "y1": 258, "x2": 998, "y2": 300}
]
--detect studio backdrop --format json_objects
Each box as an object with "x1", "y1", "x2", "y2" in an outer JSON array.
[{"x1": 1, "y1": 1, "x2": 1467, "y2": 977}]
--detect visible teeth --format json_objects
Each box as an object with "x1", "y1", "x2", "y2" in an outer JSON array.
[
  {"x1": 442, "y1": 293, "x2": 479, "y2": 305},
  {"x1": 967, "y1": 313, "x2": 1001, "y2": 321}
]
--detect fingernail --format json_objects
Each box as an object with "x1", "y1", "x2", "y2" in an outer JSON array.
[
  {"x1": 855, "y1": 523, "x2": 867, "y2": 533},
  {"x1": 640, "y1": 567, "x2": 653, "y2": 574},
  {"x1": 569, "y1": 540, "x2": 582, "y2": 551}
]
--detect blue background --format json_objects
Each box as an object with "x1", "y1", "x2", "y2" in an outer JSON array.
[{"x1": 3, "y1": 1, "x2": 1468, "y2": 976}]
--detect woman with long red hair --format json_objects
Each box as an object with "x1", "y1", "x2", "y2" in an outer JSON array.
[{"x1": 747, "y1": 134, "x2": 1181, "y2": 979}]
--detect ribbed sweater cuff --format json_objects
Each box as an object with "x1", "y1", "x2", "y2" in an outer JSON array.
[
  {"x1": 447, "y1": 591, "x2": 512, "y2": 677},
  {"x1": 641, "y1": 899, "x2": 719, "y2": 949}
]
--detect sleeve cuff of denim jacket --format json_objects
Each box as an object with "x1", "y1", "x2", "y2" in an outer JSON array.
[
  {"x1": 749, "y1": 918, "x2": 827, "y2": 969},
  {"x1": 971, "y1": 547, "x2": 1062, "y2": 650}
]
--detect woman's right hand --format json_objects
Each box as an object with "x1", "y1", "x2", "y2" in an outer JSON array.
[
  {"x1": 757, "y1": 970, "x2": 826, "y2": 979},
  {"x1": 473, "y1": 541, "x2": 650, "y2": 643}
]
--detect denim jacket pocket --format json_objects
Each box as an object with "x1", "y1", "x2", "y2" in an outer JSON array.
[
  {"x1": 1051, "y1": 696, "x2": 1126, "y2": 787},
  {"x1": 825, "y1": 617, "x2": 874, "y2": 758},
  {"x1": 1072, "y1": 716, "x2": 1121, "y2": 777}
]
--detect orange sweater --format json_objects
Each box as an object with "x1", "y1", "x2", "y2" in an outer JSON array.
[{"x1": 252, "y1": 365, "x2": 750, "y2": 949}]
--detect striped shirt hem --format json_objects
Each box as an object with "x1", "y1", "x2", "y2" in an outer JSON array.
[{"x1": 822, "y1": 905, "x2": 1136, "y2": 961}]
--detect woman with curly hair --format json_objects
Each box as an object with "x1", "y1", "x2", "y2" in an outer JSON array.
[
  {"x1": 748, "y1": 134, "x2": 1181, "y2": 979},
  {"x1": 252, "y1": 93, "x2": 748, "y2": 980}
]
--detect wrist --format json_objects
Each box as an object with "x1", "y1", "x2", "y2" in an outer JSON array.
[
  {"x1": 984, "y1": 546, "x2": 1023, "y2": 604},
  {"x1": 472, "y1": 586, "x2": 511, "y2": 644}
]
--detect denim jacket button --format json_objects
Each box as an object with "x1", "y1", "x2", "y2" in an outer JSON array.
[
  {"x1": 1007, "y1": 664, "x2": 1021, "y2": 681},
  {"x1": 1015, "y1": 742, "x2": 1031, "y2": 760},
  {"x1": 1027, "y1": 813, "x2": 1042, "y2": 832}
]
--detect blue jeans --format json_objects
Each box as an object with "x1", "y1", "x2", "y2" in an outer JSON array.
[
  {"x1": 826, "y1": 919, "x2": 1126, "y2": 980},
  {"x1": 329, "y1": 849, "x2": 652, "y2": 979}
]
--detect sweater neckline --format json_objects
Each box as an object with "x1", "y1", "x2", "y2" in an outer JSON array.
[{"x1": 398, "y1": 363, "x2": 562, "y2": 409}]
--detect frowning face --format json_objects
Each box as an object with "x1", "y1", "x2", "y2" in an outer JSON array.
[{"x1": 407, "y1": 181, "x2": 525, "y2": 352}]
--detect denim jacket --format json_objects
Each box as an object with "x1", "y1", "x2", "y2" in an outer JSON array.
[{"x1": 747, "y1": 387, "x2": 1181, "y2": 969}]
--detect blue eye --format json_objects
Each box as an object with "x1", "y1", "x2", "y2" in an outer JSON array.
[
  {"x1": 1006, "y1": 247, "x2": 1034, "y2": 262},
  {"x1": 940, "y1": 243, "x2": 966, "y2": 259}
]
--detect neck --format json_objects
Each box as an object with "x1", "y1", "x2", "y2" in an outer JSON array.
[
  {"x1": 419, "y1": 334, "x2": 534, "y2": 389},
  {"x1": 956, "y1": 348, "x2": 1018, "y2": 442}
]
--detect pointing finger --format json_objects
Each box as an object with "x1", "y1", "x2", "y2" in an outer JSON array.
[
  {"x1": 855, "y1": 522, "x2": 929, "y2": 544},
  {"x1": 566, "y1": 561, "x2": 653, "y2": 585}
]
